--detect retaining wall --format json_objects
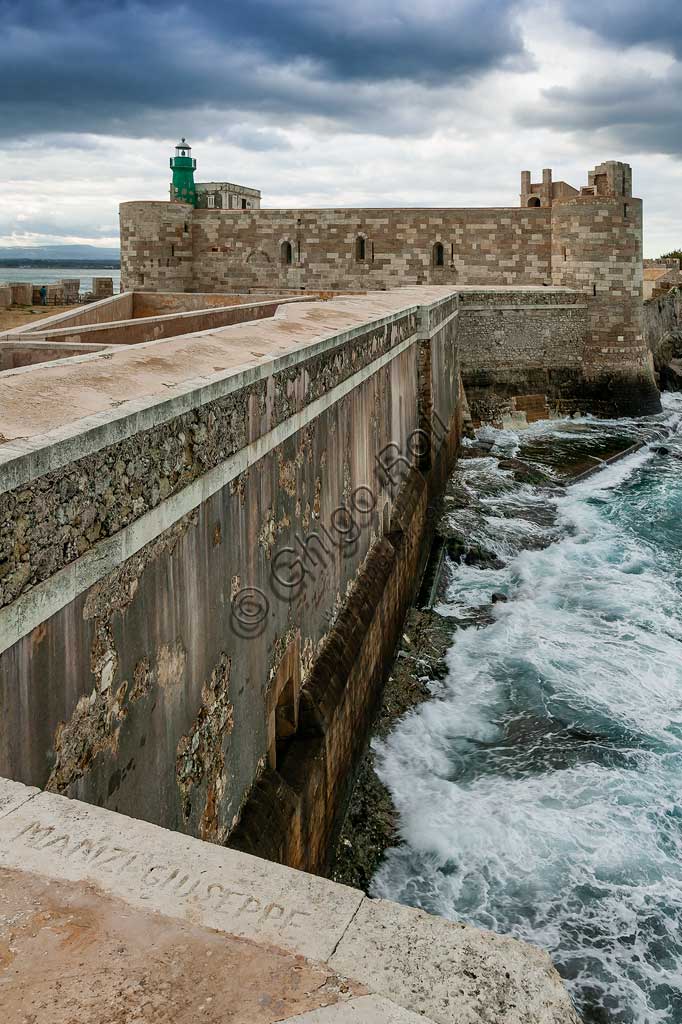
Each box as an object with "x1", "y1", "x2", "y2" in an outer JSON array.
[{"x1": 0, "y1": 288, "x2": 461, "y2": 871}]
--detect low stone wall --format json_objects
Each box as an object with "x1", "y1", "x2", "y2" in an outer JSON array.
[
  {"x1": 131, "y1": 290, "x2": 284, "y2": 317},
  {"x1": 0, "y1": 340, "x2": 108, "y2": 371},
  {"x1": 14, "y1": 291, "x2": 133, "y2": 333},
  {"x1": 9, "y1": 296, "x2": 303, "y2": 349},
  {"x1": 0, "y1": 289, "x2": 460, "y2": 873}
]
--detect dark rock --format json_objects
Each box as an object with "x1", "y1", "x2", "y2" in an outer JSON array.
[
  {"x1": 497, "y1": 458, "x2": 557, "y2": 487},
  {"x1": 660, "y1": 360, "x2": 682, "y2": 393},
  {"x1": 491, "y1": 592, "x2": 508, "y2": 604}
]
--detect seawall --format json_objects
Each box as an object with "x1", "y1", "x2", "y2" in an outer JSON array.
[{"x1": 0, "y1": 287, "x2": 461, "y2": 870}]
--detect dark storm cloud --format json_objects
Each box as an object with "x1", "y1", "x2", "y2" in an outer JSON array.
[
  {"x1": 1, "y1": 0, "x2": 528, "y2": 139},
  {"x1": 564, "y1": 1, "x2": 682, "y2": 60}
]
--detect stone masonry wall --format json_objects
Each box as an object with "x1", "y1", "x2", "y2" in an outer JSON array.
[
  {"x1": 456, "y1": 289, "x2": 591, "y2": 420},
  {"x1": 551, "y1": 196, "x2": 659, "y2": 415},
  {"x1": 120, "y1": 203, "x2": 552, "y2": 293}
]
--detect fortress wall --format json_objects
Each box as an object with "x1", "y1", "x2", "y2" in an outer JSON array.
[
  {"x1": 188, "y1": 207, "x2": 552, "y2": 292},
  {"x1": 120, "y1": 201, "x2": 194, "y2": 293},
  {"x1": 456, "y1": 288, "x2": 591, "y2": 420},
  {"x1": 0, "y1": 289, "x2": 461, "y2": 869},
  {"x1": 119, "y1": 203, "x2": 552, "y2": 293}
]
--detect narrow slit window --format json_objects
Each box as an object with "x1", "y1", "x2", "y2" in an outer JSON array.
[
  {"x1": 356, "y1": 236, "x2": 366, "y2": 261},
  {"x1": 624, "y1": 203, "x2": 629, "y2": 219}
]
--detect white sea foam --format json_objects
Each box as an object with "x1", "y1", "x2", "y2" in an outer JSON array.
[{"x1": 374, "y1": 395, "x2": 682, "y2": 1024}]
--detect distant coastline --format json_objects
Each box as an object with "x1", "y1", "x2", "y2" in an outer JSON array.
[{"x1": 0, "y1": 258, "x2": 120, "y2": 269}]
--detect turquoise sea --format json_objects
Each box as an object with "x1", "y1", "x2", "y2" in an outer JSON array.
[{"x1": 374, "y1": 394, "x2": 682, "y2": 1024}]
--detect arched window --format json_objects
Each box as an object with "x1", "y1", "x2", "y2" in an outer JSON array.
[
  {"x1": 527, "y1": 196, "x2": 541, "y2": 208},
  {"x1": 433, "y1": 242, "x2": 444, "y2": 267},
  {"x1": 281, "y1": 241, "x2": 293, "y2": 266},
  {"x1": 356, "y1": 236, "x2": 366, "y2": 261}
]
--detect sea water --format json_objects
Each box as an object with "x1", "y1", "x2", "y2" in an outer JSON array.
[{"x1": 372, "y1": 393, "x2": 682, "y2": 1024}]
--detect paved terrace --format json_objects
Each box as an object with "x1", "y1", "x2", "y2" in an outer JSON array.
[
  {"x1": 0, "y1": 288, "x2": 457, "y2": 456},
  {"x1": 0, "y1": 779, "x2": 579, "y2": 1023}
]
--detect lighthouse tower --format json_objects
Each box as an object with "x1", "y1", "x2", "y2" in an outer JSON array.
[{"x1": 170, "y1": 138, "x2": 197, "y2": 205}]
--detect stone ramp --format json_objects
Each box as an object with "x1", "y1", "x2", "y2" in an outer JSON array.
[{"x1": 0, "y1": 779, "x2": 580, "y2": 1023}]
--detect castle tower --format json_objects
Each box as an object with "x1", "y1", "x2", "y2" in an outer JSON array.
[
  {"x1": 170, "y1": 138, "x2": 197, "y2": 206},
  {"x1": 551, "y1": 161, "x2": 660, "y2": 416}
]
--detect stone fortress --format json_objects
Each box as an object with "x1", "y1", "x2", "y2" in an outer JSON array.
[
  {"x1": 0, "y1": 142, "x2": 667, "y2": 1022},
  {"x1": 121, "y1": 142, "x2": 660, "y2": 420}
]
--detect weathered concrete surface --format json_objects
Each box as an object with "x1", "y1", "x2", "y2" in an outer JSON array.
[
  {"x1": 331, "y1": 897, "x2": 581, "y2": 1024},
  {"x1": 0, "y1": 868, "x2": 361, "y2": 1024},
  {"x1": 0, "y1": 780, "x2": 581, "y2": 1023},
  {"x1": 0, "y1": 340, "x2": 108, "y2": 371},
  {"x1": 1, "y1": 295, "x2": 306, "y2": 351}
]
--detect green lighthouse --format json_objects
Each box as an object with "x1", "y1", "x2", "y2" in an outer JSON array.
[{"x1": 170, "y1": 138, "x2": 197, "y2": 206}]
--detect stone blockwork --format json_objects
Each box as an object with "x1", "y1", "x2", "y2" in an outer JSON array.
[
  {"x1": 119, "y1": 160, "x2": 660, "y2": 417},
  {"x1": 551, "y1": 193, "x2": 659, "y2": 415},
  {"x1": 0, "y1": 289, "x2": 460, "y2": 869},
  {"x1": 456, "y1": 288, "x2": 591, "y2": 422}
]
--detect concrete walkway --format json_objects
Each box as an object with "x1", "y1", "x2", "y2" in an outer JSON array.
[{"x1": 0, "y1": 778, "x2": 580, "y2": 1023}]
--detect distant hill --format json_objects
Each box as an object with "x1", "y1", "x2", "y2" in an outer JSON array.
[{"x1": 0, "y1": 244, "x2": 120, "y2": 261}]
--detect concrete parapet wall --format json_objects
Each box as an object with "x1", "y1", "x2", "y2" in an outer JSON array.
[
  {"x1": 14, "y1": 291, "x2": 134, "y2": 334},
  {"x1": 4, "y1": 296, "x2": 306, "y2": 349},
  {"x1": 0, "y1": 340, "x2": 109, "y2": 371},
  {"x1": 0, "y1": 777, "x2": 580, "y2": 1023},
  {"x1": 0, "y1": 288, "x2": 461, "y2": 869},
  {"x1": 131, "y1": 290, "x2": 286, "y2": 317}
]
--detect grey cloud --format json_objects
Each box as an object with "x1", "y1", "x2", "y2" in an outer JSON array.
[
  {"x1": 0, "y1": 0, "x2": 529, "y2": 140},
  {"x1": 563, "y1": 1, "x2": 682, "y2": 60},
  {"x1": 516, "y1": 68, "x2": 682, "y2": 155}
]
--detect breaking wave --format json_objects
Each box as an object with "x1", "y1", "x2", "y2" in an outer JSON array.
[{"x1": 372, "y1": 394, "x2": 682, "y2": 1024}]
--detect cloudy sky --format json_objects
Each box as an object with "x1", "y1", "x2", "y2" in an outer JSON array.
[{"x1": 2, "y1": 0, "x2": 681, "y2": 256}]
